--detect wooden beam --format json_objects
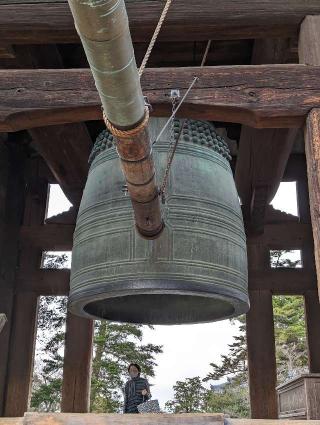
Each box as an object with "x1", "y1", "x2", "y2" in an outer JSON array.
[
  {"x1": 2, "y1": 0, "x2": 320, "y2": 44},
  {"x1": 249, "y1": 269, "x2": 317, "y2": 294},
  {"x1": 304, "y1": 290, "x2": 320, "y2": 373},
  {"x1": 236, "y1": 39, "x2": 297, "y2": 234},
  {"x1": 17, "y1": 269, "x2": 70, "y2": 296},
  {"x1": 20, "y1": 224, "x2": 74, "y2": 250},
  {"x1": 299, "y1": 16, "x2": 320, "y2": 301},
  {"x1": 19, "y1": 222, "x2": 313, "y2": 253},
  {"x1": 29, "y1": 124, "x2": 92, "y2": 205},
  {"x1": 246, "y1": 290, "x2": 278, "y2": 418},
  {"x1": 1, "y1": 65, "x2": 320, "y2": 132},
  {"x1": 61, "y1": 313, "x2": 93, "y2": 413},
  {"x1": 16, "y1": 264, "x2": 316, "y2": 296},
  {"x1": 236, "y1": 128, "x2": 297, "y2": 233},
  {"x1": 4, "y1": 292, "x2": 38, "y2": 417}
]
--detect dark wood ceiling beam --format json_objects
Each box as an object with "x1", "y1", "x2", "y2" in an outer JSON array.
[
  {"x1": 1, "y1": 0, "x2": 320, "y2": 44},
  {"x1": 29, "y1": 124, "x2": 92, "y2": 205},
  {"x1": 1, "y1": 65, "x2": 320, "y2": 132}
]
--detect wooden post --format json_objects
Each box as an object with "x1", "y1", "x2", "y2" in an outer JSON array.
[
  {"x1": 61, "y1": 312, "x2": 94, "y2": 413},
  {"x1": 304, "y1": 290, "x2": 320, "y2": 373},
  {"x1": 4, "y1": 292, "x2": 38, "y2": 417},
  {"x1": 246, "y1": 290, "x2": 278, "y2": 418},
  {"x1": 0, "y1": 139, "x2": 29, "y2": 416},
  {"x1": 299, "y1": 15, "x2": 320, "y2": 301}
]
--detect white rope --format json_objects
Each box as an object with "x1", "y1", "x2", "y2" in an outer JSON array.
[{"x1": 138, "y1": 0, "x2": 173, "y2": 78}]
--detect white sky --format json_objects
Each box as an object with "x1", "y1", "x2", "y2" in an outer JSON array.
[{"x1": 45, "y1": 181, "x2": 298, "y2": 408}]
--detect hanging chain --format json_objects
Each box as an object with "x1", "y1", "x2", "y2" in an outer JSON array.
[
  {"x1": 158, "y1": 40, "x2": 212, "y2": 202},
  {"x1": 138, "y1": 0, "x2": 173, "y2": 78}
]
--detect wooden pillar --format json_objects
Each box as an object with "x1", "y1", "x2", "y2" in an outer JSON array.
[
  {"x1": 4, "y1": 292, "x2": 38, "y2": 417},
  {"x1": 304, "y1": 290, "x2": 320, "y2": 373},
  {"x1": 299, "y1": 16, "x2": 320, "y2": 301},
  {"x1": 61, "y1": 312, "x2": 94, "y2": 412},
  {"x1": 246, "y1": 241, "x2": 278, "y2": 418},
  {"x1": 246, "y1": 290, "x2": 278, "y2": 418},
  {"x1": 0, "y1": 138, "x2": 29, "y2": 416}
]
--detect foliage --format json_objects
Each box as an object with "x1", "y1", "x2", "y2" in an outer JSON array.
[
  {"x1": 165, "y1": 377, "x2": 209, "y2": 413},
  {"x1": 205, "y1": 381, "x2": 250, "y2": 418},
  {"x1": 31, "y1": 253, "x2": 162, "y2": 413}
]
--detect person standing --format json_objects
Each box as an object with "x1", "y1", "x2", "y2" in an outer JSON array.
[{"x1": 123, "y1": 363, "x2": 151, "y2": 413}]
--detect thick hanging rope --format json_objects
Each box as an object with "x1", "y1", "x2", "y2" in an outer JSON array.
[
  {"x1": 158, "y1": 40, "x2": 212, "y2": 200},
  {"x1": 138, "y1": 0, "x2": 173, "y2": 78}
]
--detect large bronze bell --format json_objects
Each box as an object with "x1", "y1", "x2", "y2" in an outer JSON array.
[{"x1": 69, "y1": 119, "x2": 249, "y2": 324}]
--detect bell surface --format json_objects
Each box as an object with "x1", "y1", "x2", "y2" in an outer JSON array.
[{"x1": 69, "y1": 119, "x2": 249, "y2": 325}]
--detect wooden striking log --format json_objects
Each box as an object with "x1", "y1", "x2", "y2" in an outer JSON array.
[
  {"x1": 246, "y1": 290, "x2": 278, "y2": 418},
  {"x1": 2, "y1": 65, "x2": 320, "y2": 131},
  {"x1": 61, "y1": 313, "x2": 93, "y2": 413},
  {"x1": 1, "y1": 0, "x2": 320, "y2": 44},
  {"x1": 299, "y1": 16, "x2": 320, "y2": 300}
]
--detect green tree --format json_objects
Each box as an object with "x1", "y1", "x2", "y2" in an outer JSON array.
[
  {"x1": 165, "y1": 377, "x2": 208, "y2": 413},
  {"x1": 202, "y1": 249, "x2": 307, "y2": 417},
  {"x1": 273, "y1": 295, "x2": 307, "y2": 382},
  {"x1": 204, "y1": 382, "x2": 250, "y2": 418},
  {"x1": 31, "y1": 253, "x2": 163, "y2": 413}
]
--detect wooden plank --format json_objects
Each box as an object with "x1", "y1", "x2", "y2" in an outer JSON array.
[
  {"x1": 24, "y1": 412, "x2": 225, "y2": 425},
  {"x1": 246, "y1": 290, "x2": 278, "y2": 418},
  {"x1": 29, "y1": 124, "x2": 92, "y2": 205},
  {"x1": 304, "y1": 290, "x2": 320, "y2": 373},
  {"x1": 4, "y1": 292, "x2": 38, "y2": 417},
  {"x1": 2, "y1": 0, "x2": 320, "y2": 44},
  {"x1": 61, "y1": 313, "x2": 93, "y2": 413},
  {"x1": 1, "y1": 65, "x2": 320, "y2": 132}
]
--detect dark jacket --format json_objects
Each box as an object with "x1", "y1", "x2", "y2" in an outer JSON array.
[{"x1": 123, "y1": 375, "x2": 151, "y2": 413}]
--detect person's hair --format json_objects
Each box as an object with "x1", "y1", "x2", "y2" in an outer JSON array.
[{"x1": 128, "y1": 363, "x2": 141, "y2": 373}]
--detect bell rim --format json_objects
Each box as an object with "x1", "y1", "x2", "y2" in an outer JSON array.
[{"x1": 68, "y1": 279, "x2": 249, "y2": 325}]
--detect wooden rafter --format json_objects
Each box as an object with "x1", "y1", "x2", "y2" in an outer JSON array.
[
  {"x1": 1, "y1": 65, "x2": 320, "y2": 132},
  {"x1": 29, "y1": 124, "x2": 92, "y2": 205},
  {"x1": 1, "y1": 0, "x2": 320, "y2": 44}
]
